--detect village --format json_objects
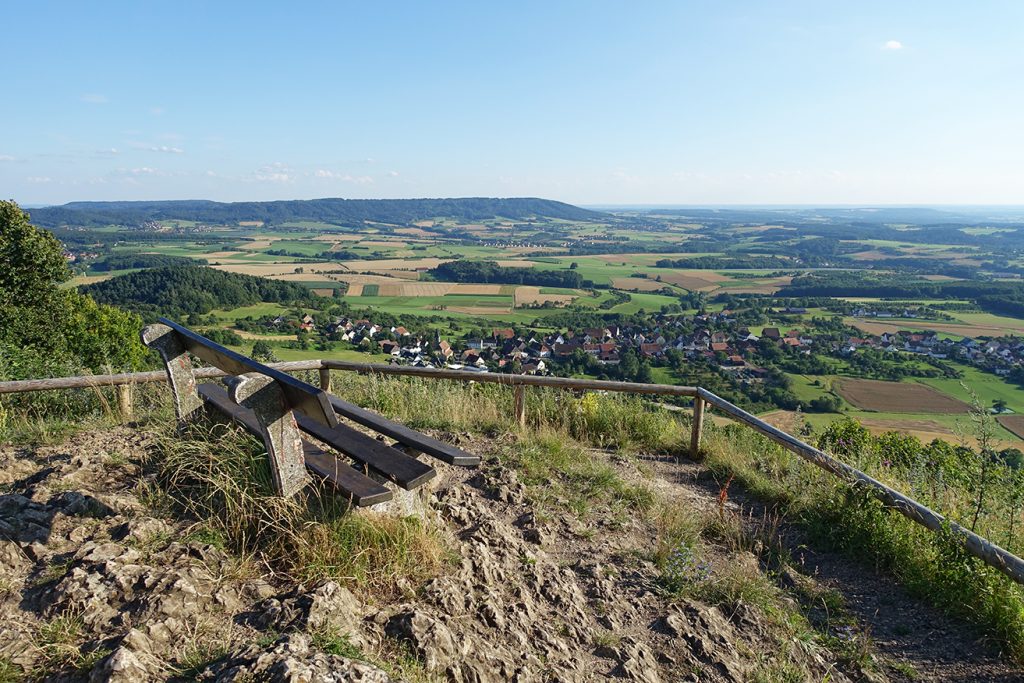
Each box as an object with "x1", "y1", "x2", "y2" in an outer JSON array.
[{"x1": 253, "y1": 308, "x2": 1024, "y2": 389}]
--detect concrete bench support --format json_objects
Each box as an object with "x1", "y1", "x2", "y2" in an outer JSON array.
[
  {"x1": 141, "y1": 323, "x2": 204, "y2": 423},
  {"x1": 226, "y1": 373, "x2": 310, "y2": 498}
]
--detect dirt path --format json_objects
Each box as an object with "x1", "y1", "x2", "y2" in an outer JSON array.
[{"x1": 646, "y1": 456, "x2": 1021, "y2": 682}]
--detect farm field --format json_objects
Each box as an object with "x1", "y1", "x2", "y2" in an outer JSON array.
[
  {"x1": 997, "y1": 415, "x2": 1024, "y2": 440},
  {"x1": 762, "y1": 408, "x2": 1023, "y2": 449},
  {"x1": 778, "y1": 365, "x2": 1024, "y2": 446},
  {"x1": 915, "y1": 364, "x2": 1024, "y2": 413},
  {"x1": 835, "y1": 378, "x2": 971, "y2": 414},
  {"x1": 56, "y1": 202, "x2": 1024, "y2": 458},
  {"x1": 845, "y1": 315, "x2": 1024, "y2": 339}
]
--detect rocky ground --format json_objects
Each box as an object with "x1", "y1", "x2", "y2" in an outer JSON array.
[{"x1": 1, "y1": 425, "x2": 1022, "y2": 681}]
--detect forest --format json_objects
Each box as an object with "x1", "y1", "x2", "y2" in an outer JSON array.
[
  {"x1": 783, "y1": 271, "x2": 1024, "y2": 317},
  {"x1": 428, "y1": 260, "x2": 591, "y2": 288},
  {"x1": 80, "y1": 265, "x2": 322, "y2": 317},
  {"x1": 89, "y1": 254, "x2": 206, "y2": 271}
]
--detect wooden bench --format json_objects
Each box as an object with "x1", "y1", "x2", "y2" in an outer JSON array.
[{"x1": 141, "y1": 318, "x2": 478, "y2": 505}]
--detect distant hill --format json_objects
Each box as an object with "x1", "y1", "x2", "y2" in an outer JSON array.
[
  {"x1": 28, "y1": 197, "x2": 606, "y2": 228},
  {"x1": 641, "y1": 206, "x2": 1024, "y2": 225}
]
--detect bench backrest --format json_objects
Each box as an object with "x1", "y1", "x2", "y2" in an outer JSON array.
[{"x1": 155, "y1": 317, "x2": 338, "y2": 429}]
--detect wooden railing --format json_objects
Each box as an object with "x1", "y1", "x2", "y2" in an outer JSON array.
[{"x1": 3, "y1": 358, "x2": 1024, "y2": 586}]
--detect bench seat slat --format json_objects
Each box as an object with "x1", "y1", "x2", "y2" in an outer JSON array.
[
  {"x1": 301, "y1": 444, "x2": 393, "y2": 506},
  {"x1": 327, "y1": 395, "x2": 480, "y2": 467},
  {"x1": 296, "y1": 415, "x2": 436, "y2": 490},
  {"x1": 199, "y1": 384, "x2": 392, "y2": 506}
]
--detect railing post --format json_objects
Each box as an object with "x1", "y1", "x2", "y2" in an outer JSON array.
[
  {"x1": 318, "y1": 367, "x2": 332, "y2": 393},
  {"x1": 513, "y1": 385, "x2": 526, "y2": 427},
  {"x1": 117, "y1": 384, "x2": 133, "y2": 420},
  {"x1": 690, "y1": 396, "x2": 705, "y2": 457}
]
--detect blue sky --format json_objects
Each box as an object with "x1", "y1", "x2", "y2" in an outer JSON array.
[{"x1": 3, "y1": 1, "x2": 1022, "y2": 206}]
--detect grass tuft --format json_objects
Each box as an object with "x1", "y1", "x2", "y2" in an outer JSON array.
[
  {"x1": 151, "y1": 421, "x2": 445, "y2": 597},
  {"x1": 502, "y1": 431, "x2": 654, "y2": 517}
]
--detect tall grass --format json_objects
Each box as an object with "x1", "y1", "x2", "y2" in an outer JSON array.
[
  {"x1": 700, "y1": 421, "x2": 1024, "y2": 662},
  {"x1": 329, "y1": 372, "x2": 691, "y2": 454},
  {"x1": 0, "y1": 380, "x2": 173, "y2": 445},
  {"x1": 11, "y1": 368, "x2": 1023, "y2": 660},
  {"x1": 152, "y1": 422, "x2": 445, "y2": 597},
  {"x1": 504, "y1": 431, "x2": 654, "y2": 517}
]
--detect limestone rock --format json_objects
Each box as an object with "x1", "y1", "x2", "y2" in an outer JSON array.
[{"x1": 200, "y1": 633, "x2": 394, "y2": 682}]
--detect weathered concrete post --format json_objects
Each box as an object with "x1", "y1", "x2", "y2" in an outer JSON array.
[
  {"x1": 318, "y1": 366, "x2": 332, "y2": 393},
  {"x1": 140, "y1": 324, "x2": 204, "y2": 423},
  {"x1": 513, "y1": 385, "x2": 527, "y2": 427},
  {"x1": 690, "y1": 396, "x2": 705, "y2": 457},
  {"x1": 227, "y1": 373, "x2": 310, "y2": 498}
]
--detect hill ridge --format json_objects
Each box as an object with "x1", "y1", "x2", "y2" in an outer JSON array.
[{"x1": 27, "y1": 197, "x2": 607, "y2": 228}]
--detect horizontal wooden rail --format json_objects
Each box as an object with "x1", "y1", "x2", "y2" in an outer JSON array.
[
  {"x1": 320, "y1": 360, "x2": 699, "y2": 396},
  {"x1": 0, "y1": 360, "x2": 324, "y2": 395},
  {"x1": 4, "y1": 357, "x2": 1024, "y2": 585}
]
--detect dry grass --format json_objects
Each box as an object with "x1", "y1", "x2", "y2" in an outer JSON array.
[
  {"x1": 151, "y1": 422, "x2": 446, "y2": 597},
  {"x1": 212, "y1": 262, "x2": 341, "y2": 277},
  {"x1": 337, "y1": 258, "x2": 450, "y2": 271},
  {"x1": 845, "y1": 317, "x2": 1016, "y2": 338},
  {"x1": 726, "y1": 276, "x2": 792, "y2": 294},
  {"x1": 655, "y1": 270, "x2": 731, "y2": 291}
]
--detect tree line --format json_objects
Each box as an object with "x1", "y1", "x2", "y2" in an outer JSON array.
[
  {"x1": 0, "y1": 201, "x2": 146, "y2": 381},
  {"x1": 81, "y1": 265, "x2": 322, "y2": 317},
  {"x1": 90, "y1": 254, "x2": 205, "y2": 271},
  {"x1": 28, "y1": 197, "x2": 606, "y2": 229},
  {"x1": 428, "y1": 260, "x2": 592, "y2": 288}
]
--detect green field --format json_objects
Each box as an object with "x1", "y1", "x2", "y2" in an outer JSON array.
[{"x1": 779, "y1": 363, "x2": 1024, "y2": 446}]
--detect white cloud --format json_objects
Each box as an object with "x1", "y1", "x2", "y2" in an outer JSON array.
[
  {"x1": 26, "y1": 176, "x2": 52, "y2": 183},
  {"x1": 81, "y1": 93, "x2": 108, "y2": 104},
  {"x1": 150, "y1": 106, "x2": 165, "y2": 116},
  {"x1": 131, "y1": 167, "x2": 158, "y2": 175},
  {"x1": 314, "y1": 169, "x2": 374, "y2": 184},
  {"x1": 149, "y1": 145, "x2": 183, "y2": 154},
  {"x1": 882, "y1": 40, "x2": 904, "y2": 51},
  {"x1": 388, "y1": 170, "x2": 400, "y2": 177},
  {"x1": 0, "y1": 155, "x2": 15, "y2": 162},
  {"x1": 253, "y1": 163, "x2": 294, "y2": 183}
]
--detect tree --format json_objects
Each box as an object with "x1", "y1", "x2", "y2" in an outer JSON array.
[
  {"x1": 993, "y1": 398, "x2": 1009, "y2": 414},
  {"x1": 0, "y1": 200, "x2": 146, "y2": 374},
  {"x1": 0, "y1": 201, "x2": 73, "y2": 351},
  {"x1": 251, "y1": 341, "x2": 278, "y2": 362}
]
